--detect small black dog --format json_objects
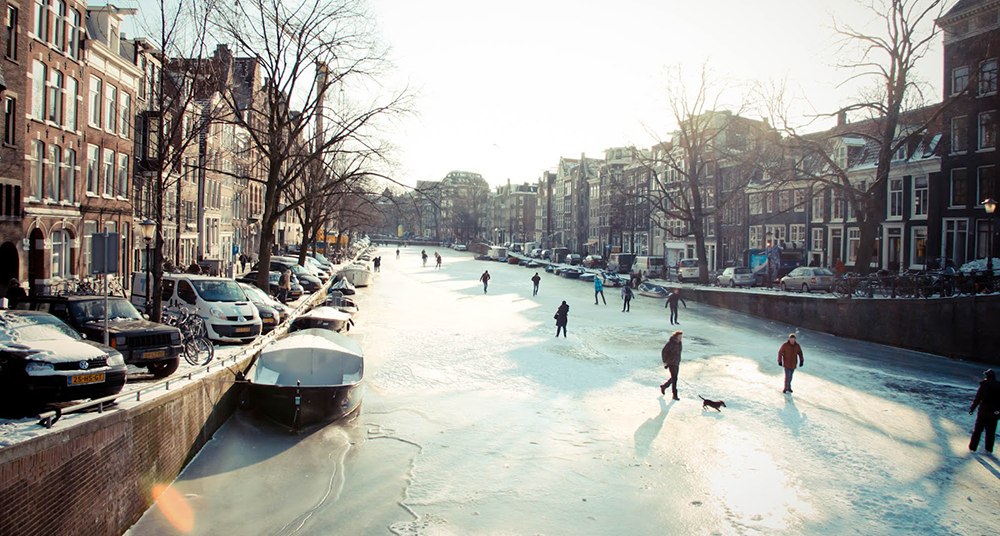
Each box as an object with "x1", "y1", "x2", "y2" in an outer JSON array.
[{"x1": 699, "y1": 395, "x2": 726, "y2": 412}]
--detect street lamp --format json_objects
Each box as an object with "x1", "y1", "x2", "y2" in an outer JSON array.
[
  {"x1": 139, "y1": 218, "x2": 156, "y2": 313},
  {"x1": 983, "y1": 198, "x2": 996, "y2": 283}
]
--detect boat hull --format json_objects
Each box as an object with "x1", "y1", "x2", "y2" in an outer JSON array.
[
  {"x1": 248, "y1": 382, "x2": 363, "y2": 430},
  {"x1": 341, "y1": 267, "x2": 373, "y2": 287}
]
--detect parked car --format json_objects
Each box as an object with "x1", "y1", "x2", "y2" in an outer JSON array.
[
  {"x1": 540, "y1": 249, "x2": 552, "y2": 261},
  {"x1": 0, "y1": 310, "x2": 128, "y2": 413},
  {"x1": 678, "y1": 258, "x2": 700, "y2": 283},
  {"x1": 453, "y1": 244, "x2": 468, "y2": 251},
  {"x1": 238, "y1": 283, "x2": 287, "y2": 333},
  {"x1": 633, "y1": 256, "x2": 666, "y2": 278},
  {"x1": 780, "y1": 267, "x2": 835, "y2": 293},
  {"x1": 530, "y1": 248, "x2": 543, "y2": 258},
  {"x1": 717, "y1": 267, "x2": 755, "y2": 288},
  {"x1": 608, "y1": 253, "x2": 636, "y2": 274},
  {"x1": 237, "y1": 271, "x2": 303, "y2": 301},
  {"x1": 565, "y1": 254, "x2": 582, "y2": 265},
  {"x1": 268, "y1": 257, "x2": 323, "y2": 292},
  {"x1": 583, "y1": 255, "x2": 605, "y2": 269},
  {"x1": 637, "y1": 282, "x2": 669, "y2": 298},
  {"x1": 15, "y1": 296, "x2": 184, "y2": 378}
]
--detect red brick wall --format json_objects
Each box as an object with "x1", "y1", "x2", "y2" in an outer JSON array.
[{"x1": 0, "y1": 364, "x2": 245, "y2": 536}]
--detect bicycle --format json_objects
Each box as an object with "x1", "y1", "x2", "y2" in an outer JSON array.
[{"x1": 163, "y1": 308, "x2": 215, "y2": 366}]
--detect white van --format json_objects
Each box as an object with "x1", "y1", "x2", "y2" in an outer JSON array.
[
  {"x1": 677, "y1": 258, "x2": 700, "y2": 283},
  {"x1": 131, "y1": 273, "x2": 263, "y2": 344},
  {"x1": 632, "y1": 256, "x2": 666, "y2": 278}
]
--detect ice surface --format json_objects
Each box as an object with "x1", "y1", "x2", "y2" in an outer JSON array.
[{"x1": 124, "y1": 247, "x2": 1000, "y2": 535}]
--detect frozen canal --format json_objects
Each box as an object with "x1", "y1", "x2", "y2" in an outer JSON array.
[{"x1": 127, "y1": 247, "x2": 999, "y2": 536}]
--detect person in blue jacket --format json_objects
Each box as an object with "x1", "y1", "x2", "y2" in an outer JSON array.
[{"x1": 594, "y1": 277, "x2": 606, "y2": 305}]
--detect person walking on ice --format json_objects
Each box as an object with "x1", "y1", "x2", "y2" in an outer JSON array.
[
  {"x1": 969, "y1": 368, "x2": 1000, "y2": 453},
  {"x1": 480, "y1": 270, "x2": 491, "y2": 293},
  {"x1": 531, "y1": 272, "x2": 541, "y2": 296},
  {"x1": 435, "y1": 252, "x2": 442, "y2": 269},
  {"x1": 594, "y1": 276, "x2": 606, "y2": 305},
  {"x1": 422, "y1": 249, "x2": 428, "y2": 267},
  {"x1": 659, "y1": 331, "x2": 683, "y2": 400},
  {"x1": 665, "y1": 288, "x2": 686, "y2": 325},
  {"x1": 396, "y1": 248, "x2": 400, "y2": 260},
  {"x1": 778, "y1": 333, "x2": 804, "y2": 393},
  {"x1": 554, "y1": 301, "x2": 569, "y2": 337},
  {"x1": 621, "y1": 284, "x2": 633, "y2": 312}
]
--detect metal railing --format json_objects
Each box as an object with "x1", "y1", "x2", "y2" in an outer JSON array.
[{"x1": 35, "y1": 260, "x2": 349, "y2": 429}]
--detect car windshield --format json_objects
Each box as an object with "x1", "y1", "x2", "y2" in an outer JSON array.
[
  {"x1": 814, "y1": 268, "x2": 834, "y2": 276},
  {"x1": 0, "y1": 313, "x2": 82, "y2": 342},
  {"x1": 735, "y1": 268, "x2": 752, "y2": 274},
  {"x1": 313, "y1": 253, "x2": 330, "y2": 264},
  {"x1": 240, "y1": 284, "x2": 267, "y2": 303},
  {"x1": 192, "y1": 280, "x2": 248, "y2": 302},
  {"x1": 70, "y1": 299, "x2": 143, "y2": 323}
]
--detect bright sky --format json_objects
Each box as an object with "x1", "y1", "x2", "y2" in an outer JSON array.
[{"x1": 369, "y1": 0, "x2": 946, "y2": 187}]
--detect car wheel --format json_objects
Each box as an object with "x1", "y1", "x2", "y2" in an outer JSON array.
[
  {"x1": 801, "y1": 284, "x2": 810, "y2": 293},
  {"x1": 780, "y1": 282, "x2": 788, "y2": 292},
  {"x1": 729, "y1": 280, "x2": 736, "y2": 288},
  {"x1": 148, "y1": 358, "x2": 180, "y2": 378}
]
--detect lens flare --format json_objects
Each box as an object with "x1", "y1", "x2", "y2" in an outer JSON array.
[{"x1": 151, "y1": 483, "x2": 194, "y2": 533}]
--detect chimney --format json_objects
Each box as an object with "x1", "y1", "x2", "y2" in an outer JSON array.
[{"x1": 837, "y1": 111, "x2": 847, "y2": 127}]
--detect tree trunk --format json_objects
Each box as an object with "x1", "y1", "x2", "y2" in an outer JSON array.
[{"x1": 151, "y1": 169, "x2": 165, "y2": 323}]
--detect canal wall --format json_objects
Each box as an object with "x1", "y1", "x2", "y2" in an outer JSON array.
[
  {"x1": 681, "y1": 287, "x2": 1000, "y2": 364},
  {"x1": 0, "y1": 279, "x2": 336, "y2": 536}
]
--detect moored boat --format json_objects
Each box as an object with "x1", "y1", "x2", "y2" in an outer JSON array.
[
  {"x1": 290, "y1": 306, "x2": 354, "y2": 332},
  {"x1": 339, "y1": 263, "x2": 374, "y2": 287},
  {"x1": 247, "y1": 328, "x2": 365, "y2": 431}
]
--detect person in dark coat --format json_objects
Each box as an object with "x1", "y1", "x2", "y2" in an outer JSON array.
[
  {"x1": 621, "y1": 284, "x2": 633, "y2": 312},
  {"x1": 531, "y1": 272, "x2": 541, "y2": 296},
  {"x1": 554, "y1": 301, "x2": 569, "y2": 337},
  {"x1": 665, "y1": 288, "x2": 686, "y2": 325},
  {"x1": 187, "y1": 262, "x2": 202, "y2": 274},
  {"x1": 373, "y1": 256, "x2": 381, "y2": 272},
  {"x1": 778, "y1": 333, "x2": 804, "y2": 393},
  {"x1": 659, "y1": 330, "x2": 683, "y2": 400},
  {"x1": 969, "y1": 368, "x2": 1000, "y2": 453},
  {"x1": 5, "y1": 278, "x2": 26, "y2": 308},
  {"x1": 480, "y1": 270, "x2": 491, "y2": 294}
]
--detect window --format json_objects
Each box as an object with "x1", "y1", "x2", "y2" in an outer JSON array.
[
  {"x1": 86, "y1": 144, "x2": 99, "y2": 194},
  {"x1": 103, "y1": 149, "x2": 114, "y2": 196},
  {"x1": 943, "y1": 219, "x2": 969, "y2": 267},
  {"x1": 811, "y1": 193, "x2": 824, "y2": 222},
  {"x1": 3, "y1": 97, "x2": 15, "y2": 145},
  {"x1": 31, "y1": 140, "x2": 44, "y2": 198},
  {"x1": 953, "y1": 66, "x2": 970, "y2": 95},
  {"x1": 66, "y1": 77, "x2": 77, "y2": 131},
  {"x1": 978, "y1": 166, "x2": 996, "y2": 203},
  {"x1": 46, "y1": 69, "x2": 63, "y2": 125},
  {"x1": 105, "y1": 85, "x2": 117, "y2": 132},
  {"x1": 912, "y1": 176, "x2": 928, "y2": 218},
  {"x1": 33, "y1": 0, "x2": 46, "y2": 40},
  {"x1": 51, "y1": 230, "x2": 70, "y2": 279},
  {"x1": 117, "y1": 153, "x2": 128, "y2": 197},
  {"x1": 952, "y1": 116, "x2": 968, "y2": 153},
  {"x1": 749, "y1": 193, "x2": 762, "y2": 215},
  {"x1": 62, "y1": 148, "x2": 75, "y2": 203},
  {"x1": 32, "y1": 60, "x2": 46, "y2": 120},
  {"x1": 811, "y1": 228, "x2": 824, "y2": 251},
  {"x1": 889, "y1": 178, "x2": 904, "y2": 218},
  {"x1": 766, "y1": 224, "x2": 785, "y2": 245},
  {"x1": 67, "y1": 9, "x2": 80, "y2": 60},
  {"x1": 848, "y1": 228, "x2": 861, "y2": 262},
  {"x1": 51, "y1": 0, "x2": 64, "y2": 49},
  {"x1": 911, "y1": 227, "x2": 927, "y2": 268},
  {"x1": 980, "y1": 59, "x2": 998, "y2": 96},
  {"x1": 977, "y1": 220, "x2": 992, "y2": 259},
  {"x1": 793, "y1": 189, "x2": 805, "y2": 212},
  {"x1": 790, "y1": 224, "x2": 806, "y2": 244},
  {"x1": 6, "y1": 6, "x2": 18, "y2": 60},
  {"x1": 832, "y1": 191, "x2": 845, "y2": 220},
  {"x1": 89, "y1": 77, "x2": 102, "y2": 127},
  {"x1": 779, "y1": 191, "x2": 791, "y2": 211},
  {"x1": 979, "y1": 111, "x2": 996, "y2": 150},
  {"x1": 120, "y1": 93, "x2": 130, "y2": 138},
  {"x1": 46, "y1": 143, "x2": 58, "y2": 201},
  {"x1": 950, "y1": 168, "x2": 968, "y2": 208},
  {"x1": 82, "y1": 220, "x2": 95, "y2": 274}
]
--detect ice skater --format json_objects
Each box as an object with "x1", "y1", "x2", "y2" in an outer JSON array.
[
  {"x1": 422, "y1": 249, "x2": 428, "y2": 267},
  {"x1": 480, "y1": 270, "x2": 491, "y2": 293},
  {"x1": 554, "y1": 301, "x2": 569, "y2": 337},
  {"x1": 621, "y1": 284, "x2": 633, "y2": 312},
  {"x1": 665, "y1": 288, "x2": 686, "y2": 324},
  {"x1": 778, "y1": 333, "x2": 804, "y2": 394},
  {"x1": 531, "y1": 272, "x2": 541, "y2": 296},
  {"x1": 969, "y1": 368, "x2": 1000, "y2": 453},
  {"x1": 373, "y1": 256, "x2": 381, "y2": 273},
  {"x1": 594, "y1": 276, "x2": 606, "y2": 305},
  {"x1": 396, "y1": 248, "x2": 400, "y2": 259},
  {"x1": 659, "y1": 331, "x2": 683, "y2": 400},
  {"x1": 435, "y1": 252, "x2": 442, "y2": 269}
]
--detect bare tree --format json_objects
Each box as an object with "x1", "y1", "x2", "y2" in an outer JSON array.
[
  {"x1": 212, "y1": 0, "x2": 410, "y2": 291},
  {"x1": 767, "y1": 0, "x2": 948, "y2": 274}
]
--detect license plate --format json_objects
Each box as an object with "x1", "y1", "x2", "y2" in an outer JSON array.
[
  {"x1": 263, "y1": 318, "x2": 274, "y2": 324},
  {"x1": 69, "y1": 373, "x2": 105, "y2": 385},
  {"x1": 235, "y1": 327, "x2": 251, "y2": 333},
  {"x1": 143, "y1": 350, "x2": 166, "y2": 359}
]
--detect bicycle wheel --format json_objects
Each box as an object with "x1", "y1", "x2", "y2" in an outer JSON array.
[
  {"x1": 878, "y1": 277, "x2": 892, "y2": 298},
  {"x1": 833, "y1": 279, "x2": 851, "y2": 298},
  {"x1": 184, "y1": 337, "x2": 215, "y2": 366}
]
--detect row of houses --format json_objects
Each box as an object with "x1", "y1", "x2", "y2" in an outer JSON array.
[
  {"x1": 0, "y1": 3, "x2": 302, "y2": 297},
  {"x1": 463, "y1": 0, "x2": 1000, "y2": 275}
]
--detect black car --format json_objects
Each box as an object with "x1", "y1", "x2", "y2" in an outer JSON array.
[
  {"x1": 0, "y1": 310, "x2": 128, "y2": 414},
  {"x1": 16, "y1": 296, "x2": 184, "y2": 378},
  {"x1": 253, "y1": 259, "x2": 322, "y2": 293},
  {"x1": 239, "y1": 283, "x2": 289, "y2": 333},
  {"x1": 238, "y1": 271, "x2": 304, "y2": 301}
]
